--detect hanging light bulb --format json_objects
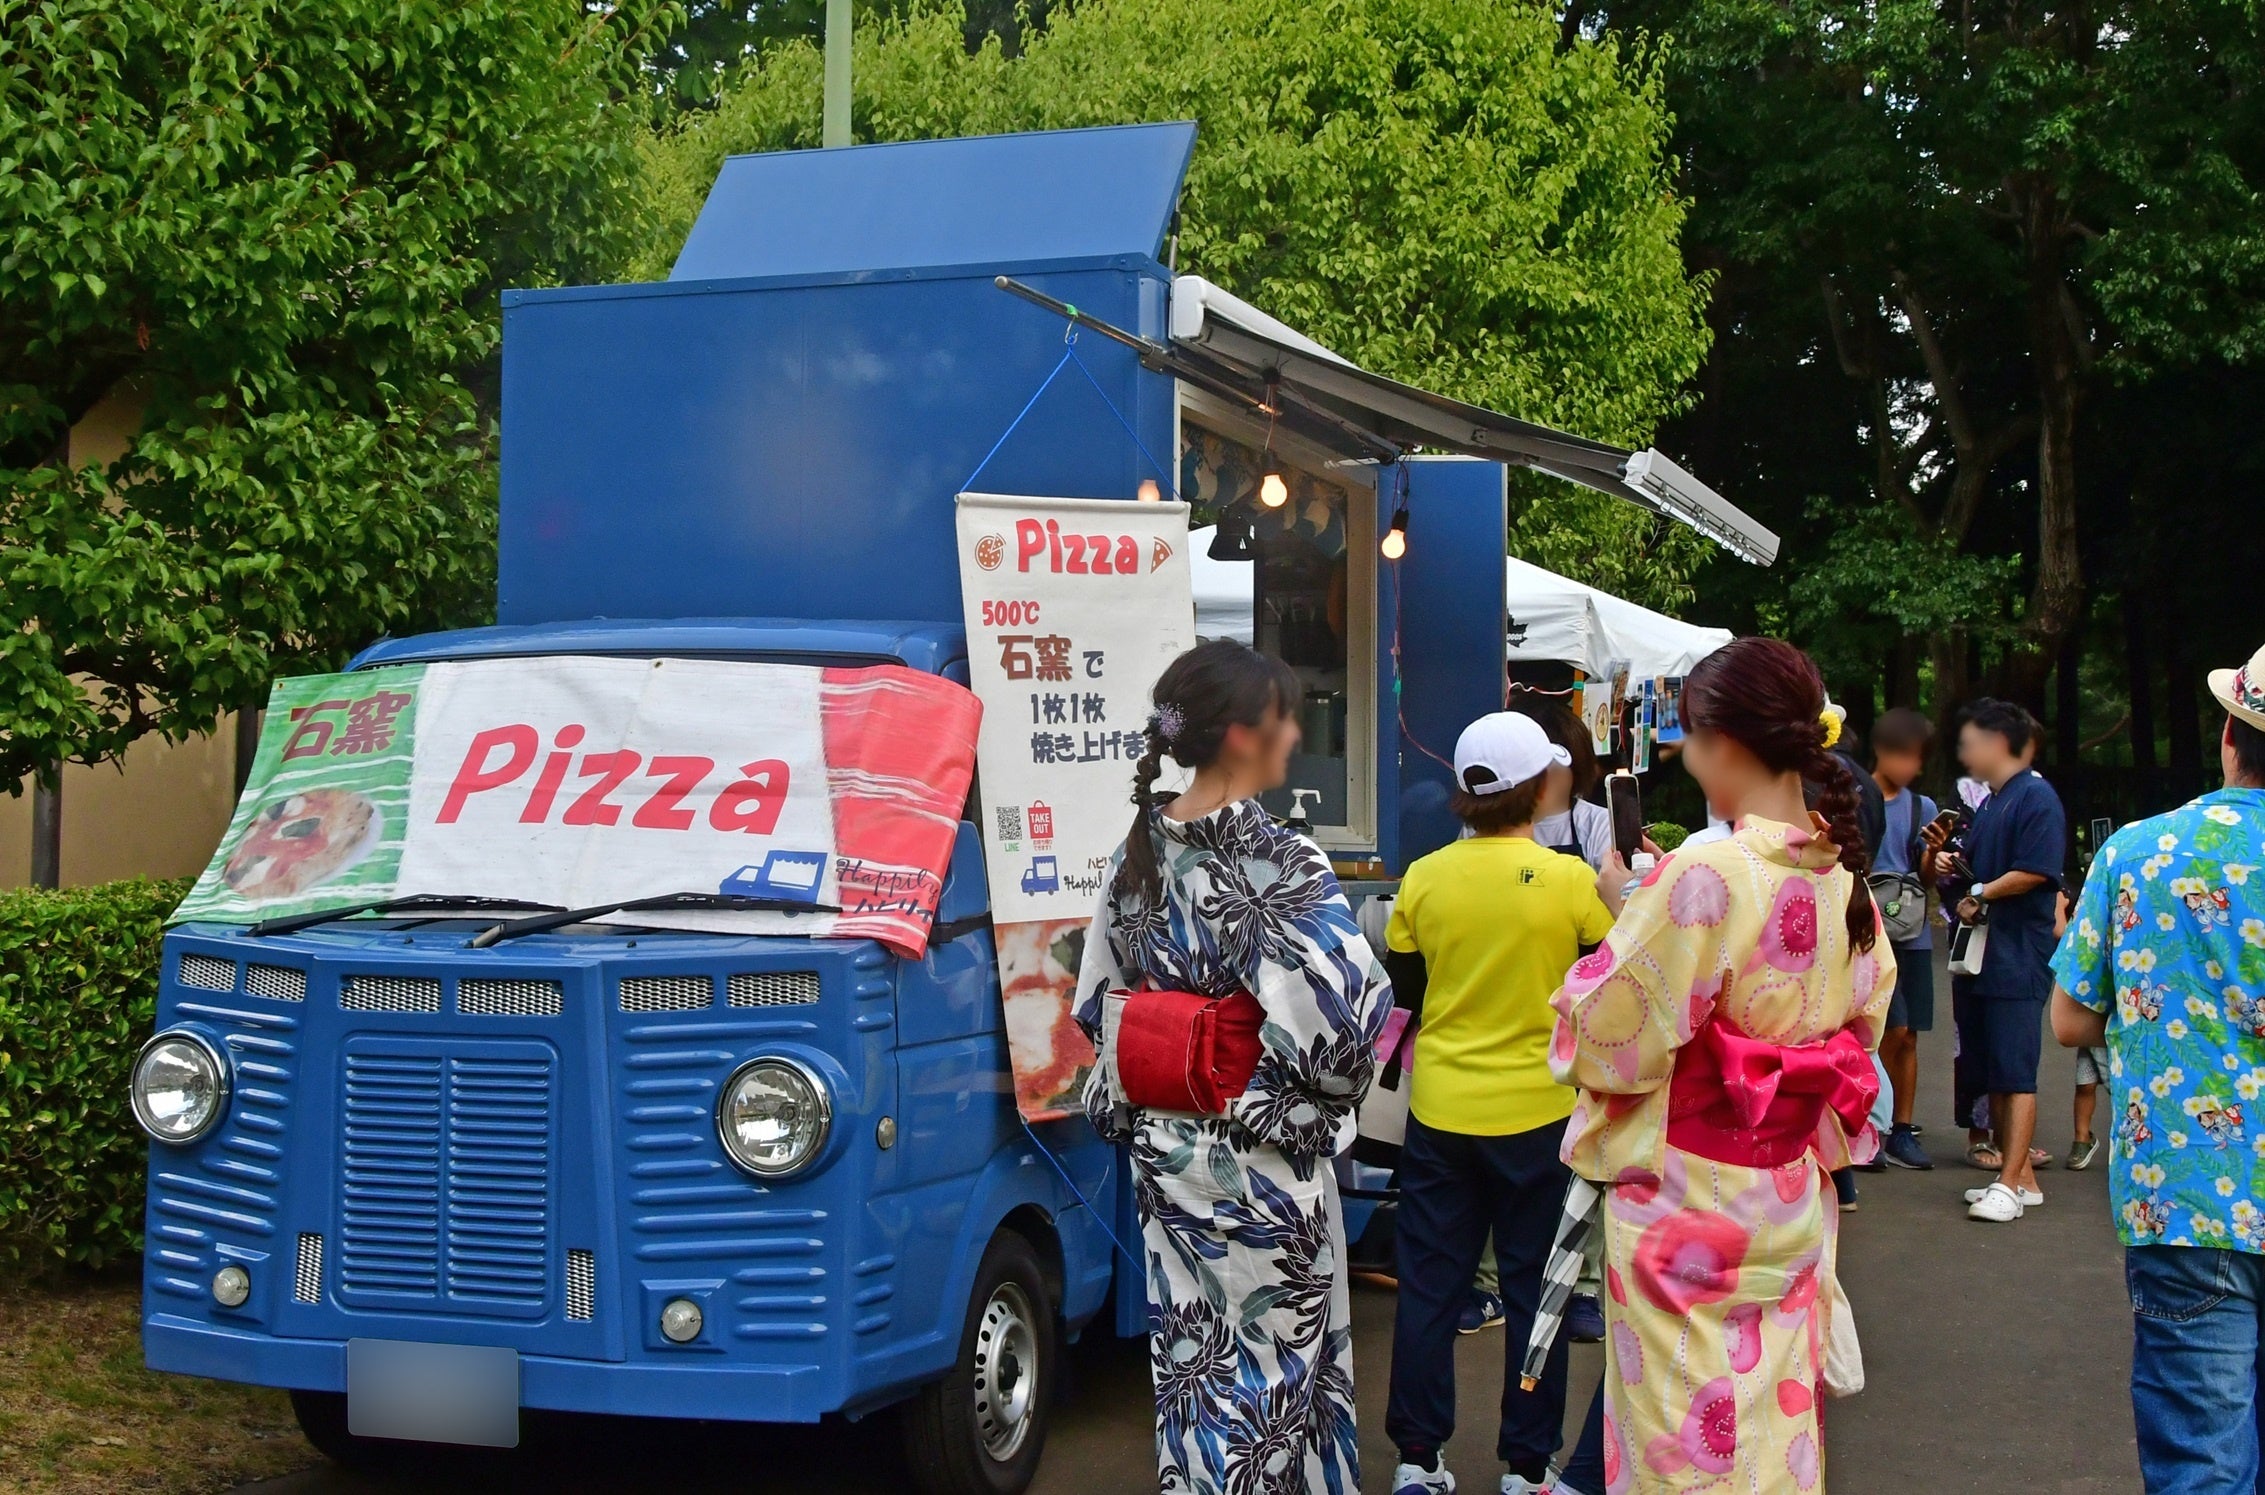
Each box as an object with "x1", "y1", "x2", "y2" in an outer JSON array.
[
  {"x1": 1259, "y1": 471, "x2": 1288, "y2": 508},
  {"x1": 1136, "y1": 478, "x2": 1162, "y2": 503},
  {"x1": 1380, "y1": 506, "x2": 1409, "y2": 559}
]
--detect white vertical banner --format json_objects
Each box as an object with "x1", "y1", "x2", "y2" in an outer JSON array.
[{"x1": 955, "y1": 493, "x2": 1193, "y2": 1119}]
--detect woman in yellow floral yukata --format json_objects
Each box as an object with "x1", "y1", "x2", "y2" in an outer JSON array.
[{"x1": 1548, "y1": 638, "x2": 1894, "y2": 1494}]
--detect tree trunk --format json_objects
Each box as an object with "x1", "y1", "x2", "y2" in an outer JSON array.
[
  {"x1": 1888, "y1": 635, "x2": 1920, "y2": 712},
  {"x1": 2125, "y1": 592, "x2": 2158, "y2": 814},
  {"x1": 2006, "y1": 182, "x2": 2088, "y2": 704},
  {"x1": 2055, "y1": 624, "x2": 2085, "y2": 826},
  {"x1": 2165, "y1": 606, "x2": 2203, "y2": 804},
  {"x1": 1930, "y1": 630, "x2": 1973, "y2": 799},
  {"x1": 30, "y1": 767, "x2": 61, "y2": 889}
]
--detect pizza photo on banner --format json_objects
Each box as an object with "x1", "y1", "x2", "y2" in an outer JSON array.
[
  {"x1": 175, "y1": 657, "x2": 980, "y2": 958},
  {"x1": 956, "y1": 492, "x2": 1194, "y2": 1119}
]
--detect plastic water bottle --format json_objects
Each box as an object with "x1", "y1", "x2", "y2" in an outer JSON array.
[{"x1": 1623, "y1": 851, "x2": 1656, "y2": 901}]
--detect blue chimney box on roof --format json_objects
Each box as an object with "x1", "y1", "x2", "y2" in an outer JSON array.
[
  {"x1": 670, "y1": 122, "x2": 1199, "y2": 282},
  {"x1": 498, "y1": 125, "x2": 1193, "y2": 630}
]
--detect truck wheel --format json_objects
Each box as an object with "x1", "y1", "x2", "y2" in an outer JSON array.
[
  {"x1": 901, "y1": 1230, "x2": 1058, "y2": 1495},
  {"x1": 289, "y1": 1389, "x2": 406, "y2": 1469}
]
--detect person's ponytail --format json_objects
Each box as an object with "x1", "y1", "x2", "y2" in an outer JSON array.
[
  {"x1": 1805, "y1": 743, "x2": 1880, "y2": 954},
  {"x1": 1114, "y1": 730, "x2": 1170, "y2": 907}
]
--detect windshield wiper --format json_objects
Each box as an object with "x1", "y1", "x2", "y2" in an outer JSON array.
[
  {"x1": 250, "y1": 895, "x2": 566, "y2": 939},
  {"x1": 469, "y1": 891, "x2": 845, "y2": 948}
]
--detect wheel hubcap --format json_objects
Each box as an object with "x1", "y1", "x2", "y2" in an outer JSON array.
[{"x1": 972, "y1": 1281, "x2": 1039, "y2": 1461}]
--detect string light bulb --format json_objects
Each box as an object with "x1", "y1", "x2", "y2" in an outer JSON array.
[
  {"x1": 1380, "y1": 506, "x2": 1409, "y2": 559},
  {"x1": 1259, "y1": 471, "x2": 1288, "y2": 508},
  {"x1": 1136, "y1": 478, "x2": 1161, "y2": 503}
]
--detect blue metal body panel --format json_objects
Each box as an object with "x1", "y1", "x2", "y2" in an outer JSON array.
[
  {"x1": 351, "y1": 619, "x2": 969, "y2": 677},
  {"x1": 1391, "y1": 459, "x2": 1511, "y2": 867},
  {"x1": 497, "y1": 260, "x2": 1176, "y2": 629},
  {"x1": 143, "y1": 822, "x2": 1121, "y2": 1424},
  {"x1": 671, "y1": 123, "x2": 1195, "y2": 283}
]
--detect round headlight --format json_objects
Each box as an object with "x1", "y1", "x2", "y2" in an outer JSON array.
[
  {"x1": 132, "y1": 1031, "x2": 230, "y2": 1144},
  {"x1": 659, "y1": 1297, "x2": 704, "y2": 1344},
  {"x1": 212, "y1": 1265, "x2": 251, "y2": 1308},
  {"x1": 716, "y1": 1057, "x2": 831, "y2": 1178}
]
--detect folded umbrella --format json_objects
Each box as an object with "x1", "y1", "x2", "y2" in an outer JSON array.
[{"x1": 1520, "y1": 1175, "x2": 1602, "y2": 1391}]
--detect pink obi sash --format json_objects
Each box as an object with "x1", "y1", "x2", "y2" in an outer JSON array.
[{"x1": 1665, "y1": 1019, "x2": 1879, "y2": 1169}]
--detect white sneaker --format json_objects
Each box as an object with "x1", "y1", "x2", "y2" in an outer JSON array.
[
  {"x1": 1964, "y1": 1183, "x2": 2043, "y2": 1207},
  {"x1": 1393, "y1": 1463, "x2": 1456, "y2": 1495},
  {"x1": 1502, "y1": 1476, "x2": 1551, "y2": 1495},
  {"x1": 1967, "y1": 1181, "x2": 2026, "y2": 1221}
]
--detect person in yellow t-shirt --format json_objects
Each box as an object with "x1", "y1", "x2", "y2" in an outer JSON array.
[{"x1": 1382, "y1": 711, "x2": 1628, "y2": 1495}]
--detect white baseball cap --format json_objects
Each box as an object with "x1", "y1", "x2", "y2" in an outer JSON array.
[{"x1": 1453, "y1": 712, "x2": 1571, "y2": 796}]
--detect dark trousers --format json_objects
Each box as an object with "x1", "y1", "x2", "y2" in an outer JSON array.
[
  {"x1": 1386, "y1": 1114, "x2": 1572, "y2": 1469},
  {"x1": 1561, "y1": 1381, "x2": 1607, "y2": 1492}
]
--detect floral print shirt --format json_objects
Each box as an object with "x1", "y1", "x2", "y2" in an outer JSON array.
[
  {"x1": 1549, "y1": 815, "x2": 1894, "y2": 1184},
  {"x1": 2052, "y1": 787, "x2": 2265, "y2": 1250},
  {"x1": 1074, "y1": 798, "x2": 1390, "y2": 1158}
]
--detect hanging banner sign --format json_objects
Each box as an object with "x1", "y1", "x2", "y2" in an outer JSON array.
[
  {"x1": 174, "y1": 656, "x2": 980, "y2": 958},
  {"x1": 956, "y1": 492, "x2": 1194, "y2": 1119}
]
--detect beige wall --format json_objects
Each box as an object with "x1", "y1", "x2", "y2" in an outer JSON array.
[
  {"x1": 0, "y1": 722, "x2": 244, "y2": 888},
  {"x1": 2, "y1": 378, "x2": 247, "y2": 890}
]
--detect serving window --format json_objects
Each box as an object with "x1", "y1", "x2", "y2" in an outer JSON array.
[{"x1": 1177, "y1": 392, "x2": 1377, "y2": 851}]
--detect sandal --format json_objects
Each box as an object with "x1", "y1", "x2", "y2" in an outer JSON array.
[
  {"x1": 1965, "y1": 1142, "x2": 2002, "y2": 1171},
  {"x1": 2029, "y1": 1147, "x2": 2054, "y2": 1170}
]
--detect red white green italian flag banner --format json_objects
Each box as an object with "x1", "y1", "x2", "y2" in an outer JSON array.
[{"x1": 175, "y1": 656, "x2": 980, "y2": 958}]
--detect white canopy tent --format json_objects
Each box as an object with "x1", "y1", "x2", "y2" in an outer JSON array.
[{"x1": 1191, "y1": 528, "x2": 1731, "y2": 680}]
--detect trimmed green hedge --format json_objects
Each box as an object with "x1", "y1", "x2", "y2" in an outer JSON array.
[{"x1": 0, "y1": 878, "x2": 188, "y2": 1268}]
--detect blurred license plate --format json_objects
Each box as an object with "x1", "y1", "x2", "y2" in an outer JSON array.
[{"x1": 347, "y1": 1338, "x2": 519, "y2": 1447}]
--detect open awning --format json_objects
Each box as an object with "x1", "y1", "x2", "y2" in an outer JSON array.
[{"x1": 1165, "y1": 276, "x2": 1778, "y2": 565}]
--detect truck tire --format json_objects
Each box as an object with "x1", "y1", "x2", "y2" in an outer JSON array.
[
  {"x1": 288, "y1": 1389, "x2": 407, "y2": 1469},
  {"x1": 901, "y1": 1230, "x2": 1058, "y2": 1495}
]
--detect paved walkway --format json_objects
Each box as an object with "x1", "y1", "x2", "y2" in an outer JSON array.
[{"x1": 241, "y1": 962, "x2": 2138, "y2": 1492}]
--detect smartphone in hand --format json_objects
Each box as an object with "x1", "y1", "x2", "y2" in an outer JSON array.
[{"x1": 1606, "y1": 771, "x2": 1644, "y2": 864}]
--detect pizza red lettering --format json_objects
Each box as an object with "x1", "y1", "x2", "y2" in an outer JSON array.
[
  {"x1": 520, "y1": 724, "x2": 587, "y2": 823},
  {"x1": 710, "y1": 758, "x2": 791, "y2": 835},
  {"x1": 438, "y1": 725, "x2": 538, "y2": 823},
  {"x1": 1116, "y1": 534, "x2": 1140, "y2": 573},
  {"x1": 1045, "y1": 518, "x2": 1062, "y2": 571},
  {"x1": 631, "y1": 755, "x2": 715, "y2": 830},
  {"x1": 562, "y1": 749, "x2": 642, "y2": 826},
  {"x1": 1087, "y1": 534, "x2": 1112, "y2": 573},
  {"x1": 1064, "y1": 533, "x2": 1088, "y2": 574},
  {"x1": 1015, "y1": 518, "x2": 1044, "y2": 572}
]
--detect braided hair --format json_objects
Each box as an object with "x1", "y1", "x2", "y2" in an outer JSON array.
[
  {"x1": 1115, "y1": 639, "x2": 1302, "y2": 907},
  {"x1": 1680, "y1": 637, "x2": 1879, "y2": 955}
]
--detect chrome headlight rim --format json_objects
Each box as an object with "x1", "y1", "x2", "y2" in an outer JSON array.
[
  {"x1": 715, "y1": 1054, "x2": 833, "y2": 1179},
  {"x1": 131, "y1": 1029, "x2": 231, "y2": 1146}
]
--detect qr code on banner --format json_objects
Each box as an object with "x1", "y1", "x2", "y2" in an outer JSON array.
[{"x1": 994, "y1": 804, "x2": 1024, "y2": 843}]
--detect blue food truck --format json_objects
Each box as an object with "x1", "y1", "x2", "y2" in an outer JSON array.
[{"x1": 133, "y1": 123, "x2": 1773, "y2": 1491}]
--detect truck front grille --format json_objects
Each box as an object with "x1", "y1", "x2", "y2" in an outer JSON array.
[
  {"x1": 460, "y1": 978, "x2": 563, "y2": 1017},
  {"x1": 727, "y1": 971, "x2": 819, "y2": 1007},
  {"x1": 178, "y1": 954, "x2": 236, "y2": 991},
  {"x1": 620, "y1": 975, "x2": 711, "y2": 1012},
  {"x1": 294, "y1": 1233, "x2": 324, "y2": 1303},
  {"x1": 338, "y1": 1042, "x2": 553, "y2": 1317},
  {"x1": 247, "y1": 963, "x2": 307, "y2": 1002},
  {"x1": 342, "y1": 974, "x2": 441, "y2": 1013}
]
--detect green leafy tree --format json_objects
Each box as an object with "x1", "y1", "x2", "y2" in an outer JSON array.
[
  {"x1": 1606, "y1": 0, "x2": 2265, "y2": 708},
  {"x1": 0, "y1": 0, "x2": 670, "y2": 785},
  {"x1": 642, "y1": 0, "x2": 1719, "y2": 607}
]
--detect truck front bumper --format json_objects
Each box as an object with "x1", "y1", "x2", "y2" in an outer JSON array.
[{"x1": 145, "y1": 1314, "x2": 835, "y2": 1424}]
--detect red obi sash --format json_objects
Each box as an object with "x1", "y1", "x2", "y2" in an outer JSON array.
[{"x1": 1665, "y1": 1019, "x2": 1878, "y2": 1169}]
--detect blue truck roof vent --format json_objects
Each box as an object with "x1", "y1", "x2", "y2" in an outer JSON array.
[{"x1": 670, "y1": 121, "x2": 1198, "y2": 283}]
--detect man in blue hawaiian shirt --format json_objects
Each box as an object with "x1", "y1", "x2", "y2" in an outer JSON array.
[{"x1": 2052, "y1": 642, "x2": 2265, "y2": 1494}]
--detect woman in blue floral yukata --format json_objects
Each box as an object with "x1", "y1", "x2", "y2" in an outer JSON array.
[{"x1": 1075, "y1": 638, "x2": 1391, "y2": 1495}]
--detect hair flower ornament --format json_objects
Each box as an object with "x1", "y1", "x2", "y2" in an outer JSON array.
[
  {"x1": 1818, "y1": 704, "x2": 1844, "y2": 750},
  {"x1": 1149, "y1": 703, "x2": 1185, "y2": 748}
]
